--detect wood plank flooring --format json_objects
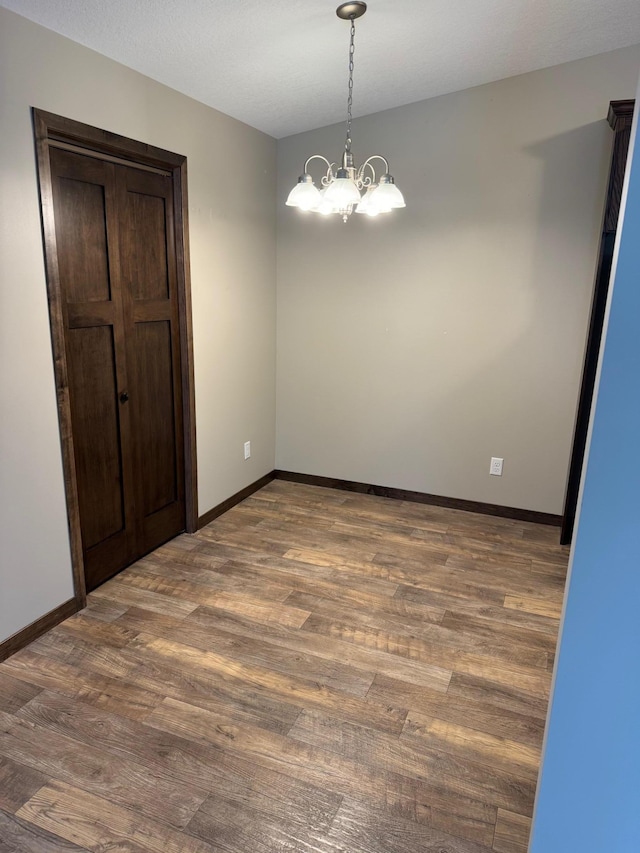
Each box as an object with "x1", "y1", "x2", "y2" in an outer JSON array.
[{"x1": 0, "y1": 480, "x2": 568, "y2": 853}]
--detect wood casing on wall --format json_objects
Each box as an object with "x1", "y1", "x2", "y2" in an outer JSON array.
[
  {"x1": 0, "y1": 599, "x2": 78, "y2": 664},
  {"x1": 274, "y1": 471, "x2": 562, "y2": 526},
  {"x1": 561, "y1": 99, "x2": 635, "y2": 544},
  {"x1": 32, "y1": 109, "x2": 198, "y2": 603},
  {"x1": 195, "y1": 469, "x2": 563, "y2": 534}
]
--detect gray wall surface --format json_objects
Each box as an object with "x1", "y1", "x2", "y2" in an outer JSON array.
[
  {"x1": 0, "y1": 8, "x2": 277, "y2": 642},
  {"x1": 276, "y1": 45, "x2": 640, "y2": 514}
]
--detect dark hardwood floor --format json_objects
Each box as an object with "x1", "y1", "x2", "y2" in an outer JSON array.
[{"x1": 0, "y1": 480, "x2": 568, "y2": 852}]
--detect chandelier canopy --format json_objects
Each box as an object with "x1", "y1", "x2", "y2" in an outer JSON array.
[{"x1": 286, "y1": 2, "x2": 406, "y2": 223}]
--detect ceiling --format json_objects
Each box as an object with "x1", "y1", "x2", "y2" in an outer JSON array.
[{"x1": 3, "y1": 0, "x2": 640, "y2": 138}]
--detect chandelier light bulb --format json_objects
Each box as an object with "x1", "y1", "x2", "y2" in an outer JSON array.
[{"x1": 285, "y1": 2, "x2": 405, "y2": 223}]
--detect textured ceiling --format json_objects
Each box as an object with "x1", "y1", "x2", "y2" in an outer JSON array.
[{"x1": 3, "y1": 0, "x2": 640, "y2": 138}]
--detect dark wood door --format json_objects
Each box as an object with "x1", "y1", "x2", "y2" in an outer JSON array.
[{"x1": 50, "y1": 147, "x2": 185, "y2": 590}]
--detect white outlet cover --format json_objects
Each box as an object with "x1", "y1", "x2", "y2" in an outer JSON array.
[
  {"x1": 490, "y1": 457, "x2": 504, "y2": 476},
  {"x1": 244, "y1": 441, "x2": 251, "y2": 460}
]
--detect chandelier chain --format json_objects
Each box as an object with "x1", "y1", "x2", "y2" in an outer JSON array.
[
  {"x1": 285, "y1": 3, "x2": 405, "y2": 221},
  {"x1": 345, "y1": 17, "x2": 356, "y2": 154}
]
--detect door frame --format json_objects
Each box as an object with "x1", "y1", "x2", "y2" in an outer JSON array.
[
  {"x1": 32, "y1": 108, "x2": 198, "y2": 607},
  {"x1": 560, "y1": 99, "x2": 634, "y2": 544}
]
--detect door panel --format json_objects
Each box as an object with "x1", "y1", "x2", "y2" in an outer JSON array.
[
  {"x1": 126, "y1": 192, "x2": 170, "y2": 301},
  {"x1": 56, "y1": 178, "x2": 112, "y2": 303},
  {"x1": 66, "y1": 325, "x2": 124, "y2": 548},
  {"x1": 51, "y1": 148, "x2": 134, "y2": 589},
  {"x1": 119, "y1": 165, "x2": 185, "y2": 557},
  {"x1": 134, "y1": 320, "x2": 178, "y2": 516},
  {"x1": 49, "y1": 146, "x2": 185, "y2": 591}
]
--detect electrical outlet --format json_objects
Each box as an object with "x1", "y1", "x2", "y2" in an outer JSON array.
[
  {"x1": 244, "y1": 441, "x2": 251, "y2": 460},
  {"x1": 490, "y1": 457, "x2": 503, "y2": 476}
]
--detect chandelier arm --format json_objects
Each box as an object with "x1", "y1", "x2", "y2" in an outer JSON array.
[
  {"x1": 360, "y1": 154, "x2": 390, "y2": 176},
  {"x1": 357, "y1": 160, "x2": 378, "y2": 184},
  {"x1": 303, "y1": 154, "x2": 334, "y2": 175}
]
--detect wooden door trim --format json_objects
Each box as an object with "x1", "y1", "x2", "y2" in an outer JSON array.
[
  {"x1": 173, "y1": 158, "x2": 198, "y2": 536},
  {"x1": 49, "y1": 138, "x2": 172, "y2": 176},
  {"x1": 560, "y1": 99, "x2": 635, "y2": 545},
  {"x1": 32, "y1": 109, "x2": 198, "y2": 609},
  {"x1": 0, "y1": 599, "x2": 78, "y2": 663}
]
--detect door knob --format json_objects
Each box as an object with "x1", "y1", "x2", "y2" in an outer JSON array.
[{"x1": 119, "y1": 391, "x2": 129, "y2": 403}]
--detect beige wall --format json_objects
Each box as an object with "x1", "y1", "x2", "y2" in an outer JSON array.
[
  {"x1": 276, "y1": 45, "x2": 640, "y2": 514},
  {"x1": 0, "y1": 8, "x2": 277, "y2": 642}
]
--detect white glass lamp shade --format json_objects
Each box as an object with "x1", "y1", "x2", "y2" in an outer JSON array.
[
  {"x1": 369, "y1": 177, "x2": 406, "y2": 209},
  {"x1": 315, "y1": 188, "x2": 335, "y2": 216},
  {"x1": 355, "y1": 186, "x2": 372, "y2": 214},
  {"x1": 286, "y1": 177, "x2": 322, "y2": 211},
  {"x1": 323, "y1": 176, "x2": 361, "y2": 208},
  {"x1": 356, "y1": 185, "x2": 391, "y2": 216},
  {"x1": 367, "y1": 199, "x2": 392, "y2": 216}
]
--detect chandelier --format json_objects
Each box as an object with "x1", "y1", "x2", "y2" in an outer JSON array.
[{"x1": 285, "y1": 1, "x2": 406, "y2": 222}]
